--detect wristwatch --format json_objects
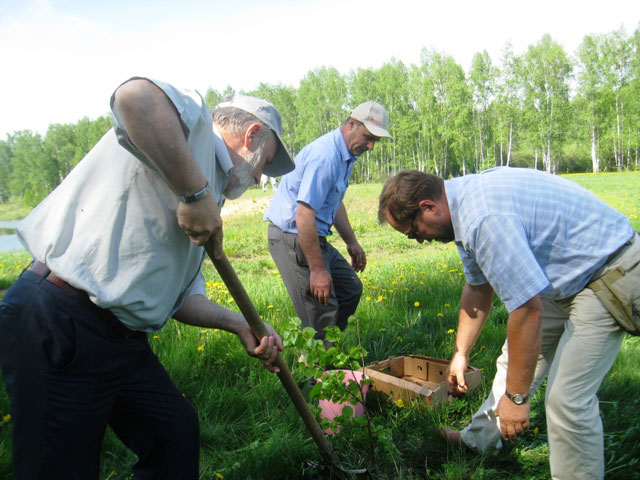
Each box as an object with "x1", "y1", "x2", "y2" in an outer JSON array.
[
  {"x1": 505, "y1": 391, "x2": 529, "y2": 405},
  {"x1": 180, "y1": 182, "x2": 210, "y2": 203}
]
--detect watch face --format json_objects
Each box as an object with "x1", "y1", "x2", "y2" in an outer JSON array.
[{"x1": 506, "y1": 391, "x2": 527, "y2": 405}]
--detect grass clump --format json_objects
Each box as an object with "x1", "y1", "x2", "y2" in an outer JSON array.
[{"x1": 0, "y1": 172, "x2": 638, "y2": 479}]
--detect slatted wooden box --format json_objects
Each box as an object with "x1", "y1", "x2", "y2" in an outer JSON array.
[{"x1": 360, "y1": 355, "x2": 482, "y2": 406}]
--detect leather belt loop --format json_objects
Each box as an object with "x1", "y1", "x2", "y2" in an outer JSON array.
[{"x1": 29, "y1": 261, "x2": 84, "y2": 295}]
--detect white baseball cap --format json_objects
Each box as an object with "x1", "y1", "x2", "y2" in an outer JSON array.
[
  {"x1": 217, "y1": 94, "x2": 294, "y2": 177},
  {"x1": 350, "y1": 101, "x2": 392, "y2": 138}
]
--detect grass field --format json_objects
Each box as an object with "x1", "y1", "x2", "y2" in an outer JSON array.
[{"x1": 0, "y1": 172, "x2": 639, "y2": 479}]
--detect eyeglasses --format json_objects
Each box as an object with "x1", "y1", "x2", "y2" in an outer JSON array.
[{"x1": 405, "y1": 209, "x2": 420, "y2": 240}]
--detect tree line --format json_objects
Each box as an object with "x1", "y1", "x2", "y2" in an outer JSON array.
[{"x1": 2, "y1": 27, "x2": 638, "y2": 206}]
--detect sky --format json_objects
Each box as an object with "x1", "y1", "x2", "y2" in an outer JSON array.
[{"x1": 1, "y1": 0, "x2": 638, "y2": 139}]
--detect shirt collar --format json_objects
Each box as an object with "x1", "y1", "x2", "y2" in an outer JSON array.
[
  {"x1": 212, "y1": 125, "x2": 233, "y2": 175},
  {"x1": 444, "y1": 178, "x2": 464, "y2": 245}
]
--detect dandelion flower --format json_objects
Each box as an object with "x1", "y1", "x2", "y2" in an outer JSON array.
[
  {"x1": 444, "y1": 303, "x2": 450, "y2": 307},
  {"x1": 267, "y1": 305, "x2": 274, "y2": 309},
  {"x1": 395, "y1": 398, "x2": 405, "y2": 408},
  {"x1": 366, "y1": 296, "x2": 372, "y2": 301},
  {"x1": 437, "y1": 313, "x2": 444, "y2": 317},
  {"x1": 197, "y1": 345, "x2": 205, "y2": 352},
  {"x1": 227, "y1": 298, "x2": 234, "y2": 304},
  {"x1": 414, "y1": 302, "x2": 420, "y2": 307},
  {"x1": 379, "y1": 328, "x2": 387, "y2": 332},
  {"x1": 152, "y1": 335, "x2": 159, "y2": 339},
  {"x1": 447, "y1": 329, "x2": 455, "y2": 334},
  {"x1": 2, "y1": 414, "x2": 10, "y2": 423},
  {"x1": 215, "y1": 473, "x2": 224, "y2": 479},
  {"x1": 377, "y1": 295, "x2": 384, "y2": 302}
]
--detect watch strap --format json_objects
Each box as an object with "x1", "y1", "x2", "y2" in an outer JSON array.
[{"x1": 180, "y1": 182, "x2": 210, "y2": 203}]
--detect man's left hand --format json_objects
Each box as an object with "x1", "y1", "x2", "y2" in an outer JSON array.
[
  {"x1": 496, "y1": 395, "x2": 531, "y2": 442},
  {"x1": 237, "y1": 322, "x2": 283, "y2": 373},
  {"x1": 346, "y1": 241, "x2": 367, "y2": 272}
]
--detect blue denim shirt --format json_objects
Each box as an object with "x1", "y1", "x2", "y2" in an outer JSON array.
[
  {"x1": 447, "y1": 167, "x2": 634, "y2": 312},
  {"x1": 264, "y1": 128, "x2": 356, "y2": 236}
]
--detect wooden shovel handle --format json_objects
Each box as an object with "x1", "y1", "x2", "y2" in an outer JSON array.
[{"x1": 204, "y1": 242, "x2": 345, "y2": 470}]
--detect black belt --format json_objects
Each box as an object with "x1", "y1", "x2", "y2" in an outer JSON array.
[{"x1": 29, "y1": 262, "x2": 142, "y2": 339}]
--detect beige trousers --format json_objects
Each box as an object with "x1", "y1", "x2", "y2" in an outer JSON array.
[{"x1": 460, "y1": 234, "x2": 638, "y2": 480}]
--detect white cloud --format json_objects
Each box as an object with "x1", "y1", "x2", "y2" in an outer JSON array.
[{"x1": 1, "y1": 0, "x2": 638, "y2": 138}]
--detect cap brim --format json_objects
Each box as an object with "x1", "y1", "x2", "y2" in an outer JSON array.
[
  {"x1": 363, "y1": 122, "x2": 392, "y2": 139},
  {"x1": 262, "y1": 134, "x2": 294, "y2": 177}
]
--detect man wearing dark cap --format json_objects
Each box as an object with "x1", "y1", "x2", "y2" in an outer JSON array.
[
  {"x1": 0, "y1": 77, "x2": 294, "y2": 479},
  {"x1": 264, "y1": 102, "x2": 391, "y2": 347}
]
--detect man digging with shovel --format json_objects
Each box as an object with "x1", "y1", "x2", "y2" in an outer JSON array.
[{"x1": 0, "y1": 77, "x2": 294, "y2": 480}]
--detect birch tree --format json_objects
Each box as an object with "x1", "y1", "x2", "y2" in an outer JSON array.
[{"x1": 518, "y1": 34, "x2": 572, "y2": 173}]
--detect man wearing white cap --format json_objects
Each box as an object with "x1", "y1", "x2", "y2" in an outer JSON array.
[
  {"x1": 0, "y1": 77, "x2": 294, "y2": 479},
  {"x1": 264, "y1": 101, "x2": 391, "y2": 347}
]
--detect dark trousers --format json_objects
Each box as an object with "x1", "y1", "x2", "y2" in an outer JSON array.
[
  {"x1": 0, "y1": 269, "x2": 199, "y2": 480},
  {"x1": 268, "y1": 223, "x2": 363, "y2": 341}
]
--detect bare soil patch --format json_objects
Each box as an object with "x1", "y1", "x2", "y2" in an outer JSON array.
[{"x1": 221, "y1": 194, "x2": 272, "y2": 218}]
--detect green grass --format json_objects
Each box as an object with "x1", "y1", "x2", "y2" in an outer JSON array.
[{"x1": 0, "y1": 172, "x2": 639, "y2": 479}]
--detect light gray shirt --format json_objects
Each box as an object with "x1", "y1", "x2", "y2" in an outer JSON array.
[
  {"x1": 446, "y1": 167, "x2": 634, "y2": 312},
  {"x1": 17, "y1": 78, "x2": 232, "y2": 331}
]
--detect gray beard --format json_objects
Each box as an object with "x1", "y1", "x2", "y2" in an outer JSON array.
[{"x1": 223, "y1": 145, "x2": 264, "y2": 200}]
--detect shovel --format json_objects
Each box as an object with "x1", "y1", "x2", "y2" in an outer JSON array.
[{"x1": 204, "y1": 241, "x2": 366, "y2": 477}]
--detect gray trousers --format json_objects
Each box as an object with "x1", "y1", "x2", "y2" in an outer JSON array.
[
  {"x1": 268, "y1": 224, "x2": 362, "y2": 341},
  {"x1": 460, "y1": 233, "x2": 639, "y2": 480}
]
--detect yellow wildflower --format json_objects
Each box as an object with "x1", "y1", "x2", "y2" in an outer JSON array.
[
  {"x1": 267, "y1": 305, "x2": 274, "y2": 309},
  {"x1": 152, "y1": 335, "x2": 159, "y2": 339},
  {"x1": 227, "y1": 298, "x2": 234, "y2": 304},
  {"x1": 377, "y1": 295, "x2": 384, "y2": 302},
  {"x1": 414, "y1": 302, "x2": 420, "y2": 307},
  {"x1": 366, "y1": 296, "x2": 372, "y2": 301},
  {"x1": 534, "y1": 427, "x2": 539, "y2": 435},
  {"x1": 379, "y1": 327, "x2": 387, "y2": 332},
  {"x1": 395, "y1": 398, "x2": 405, "y2": 408},
  {"x1": 2, "y1": 414, "x2": 10, "y2": 423},
  {"x1": 197, "y1": 345, "x2": 204, "y2": 352},
  {"x1": 437, "y1": 313, "x2": 444, "y2": 317},
  {"x1": 447, "y1": 329, "x2": 455, "y2": 334},
  {"x1": 215, "y1": 473, "x2": 224, "y2": 479}
]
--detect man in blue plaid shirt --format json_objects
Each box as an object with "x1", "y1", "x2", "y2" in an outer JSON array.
[{"x1": 378, "y1": 167, "x2": 638, "y2": 480}]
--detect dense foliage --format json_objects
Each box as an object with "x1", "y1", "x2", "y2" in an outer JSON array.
[{"x1": 2, "y1": 28, "x2": 639, "y2": 205}]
